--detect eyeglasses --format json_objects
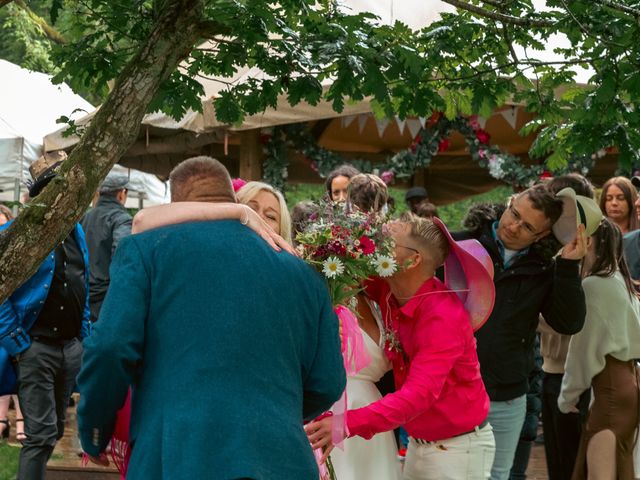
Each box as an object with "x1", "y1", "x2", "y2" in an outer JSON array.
[
  {"x1": 507, "y1": 203, "x2": 543, "y2": 236},
  {"x1": 395, "y1": 244, "x2": 420, "y2": 254}
]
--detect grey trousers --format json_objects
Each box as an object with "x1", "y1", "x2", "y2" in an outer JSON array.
[{"x1": 16, "y1": 338, "x2": 83, "y2": 480}]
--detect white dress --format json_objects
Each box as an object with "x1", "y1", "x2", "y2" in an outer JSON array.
[{"x1": 330, "y1": 302, "x2": 401, "y2": 480}]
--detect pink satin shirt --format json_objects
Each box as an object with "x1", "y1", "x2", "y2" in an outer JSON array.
[{"x1": 347, "y1": 276, "x2": 490, "y2": 441}]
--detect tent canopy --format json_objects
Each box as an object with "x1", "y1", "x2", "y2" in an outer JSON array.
[{"x1": 0, "y1": 60, "x2": 170, "y2": 206}]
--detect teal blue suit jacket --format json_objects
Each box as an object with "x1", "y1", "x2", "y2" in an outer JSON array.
[{"x1": 77, "y1": 221, "x2": 345, "y2": 479}]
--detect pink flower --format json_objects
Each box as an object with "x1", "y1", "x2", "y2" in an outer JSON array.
[
  {"x1": 468, "y1": 115, "x2": 480, "y2": 130},
  {"x1": 358, "y1": 235, "x2": 376, "y2": 255},
  {"x1": 380, "y1": 170, "x2": 395, "y2": 185},
  {"x1": 232, "y1": 178, "x2": 246, "y2": 192},
  {"x1": 478, "y1": 148, "x2": 487, "y2": 159}
]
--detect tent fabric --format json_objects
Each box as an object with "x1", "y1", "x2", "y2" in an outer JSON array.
[{"x1": 0, "y1": 60, "x2": 169, "y2": 206}]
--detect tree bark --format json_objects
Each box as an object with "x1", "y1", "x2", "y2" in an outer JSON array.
[{"x1": 0, "y1": 0, "x2": 208, "y2": 302}]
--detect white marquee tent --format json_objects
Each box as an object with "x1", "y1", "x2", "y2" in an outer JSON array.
[{"x1": 0, "y1": 60, "x2": 170, "y2": 208}]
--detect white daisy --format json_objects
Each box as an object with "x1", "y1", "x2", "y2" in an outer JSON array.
[
  {"x1": 322, "y1": 256, "x2": 344, "y2": 278},
  {"x1": 373, "y1": 255, "x2": 397, "y2": 277}
]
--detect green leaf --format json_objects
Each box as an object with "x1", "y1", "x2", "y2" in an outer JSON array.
[{"x1": 546, "y1": 150, "x2": 568, "y2": 172}]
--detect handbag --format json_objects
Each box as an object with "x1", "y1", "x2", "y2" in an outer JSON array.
[{"x1": 0, "y1": 346, "x2": 17, "y2": 395}]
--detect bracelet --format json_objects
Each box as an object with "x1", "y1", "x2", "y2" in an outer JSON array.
[{"x1": 240, "y1": 206, "x2": 249, "y2": 226}]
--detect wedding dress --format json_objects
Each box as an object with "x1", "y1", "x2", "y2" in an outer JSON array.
[{"x1": 330, "y1": 300, "x2": 401, "y2": 480}]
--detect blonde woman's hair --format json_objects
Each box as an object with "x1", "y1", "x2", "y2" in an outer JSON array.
[
  {"x1": 236, "y1": 181, "x2": 292, "y2": 245},
  {"x1": 399, "y1": 212, "x2": 449, "y2": 267}
]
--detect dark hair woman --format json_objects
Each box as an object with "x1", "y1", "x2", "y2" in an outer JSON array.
[
  {"x1": 599, "y1": 177, "x2": 639, "y2": 234},
  {"x1": 559, "y1": 218, "x2": 640, "y2": 479}
]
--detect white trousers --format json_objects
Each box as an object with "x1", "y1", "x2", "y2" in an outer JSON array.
[{"x1": 403, "y1": 423, "x2": 496, "y2": 480}]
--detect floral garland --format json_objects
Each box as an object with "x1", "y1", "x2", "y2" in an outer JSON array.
[{"x1": 261, "y1": 113, "x2": 594, "y2": 190}]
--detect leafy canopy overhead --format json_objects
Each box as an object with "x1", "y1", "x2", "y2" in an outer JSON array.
[{"x1": 3, "y1": 0, "x2": 640, "y2": 169}]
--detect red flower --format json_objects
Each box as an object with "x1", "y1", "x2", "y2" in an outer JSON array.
[
  {"x1": 259, "y1": 133, "x2": 272, "y2": 145},
  {"x1": 540, "y1": 171, "x2": 553, "y2": 180},
  {"x1": 438, "y1": 138, "x2": 450, "y2": 153},
  {"x1": 475, "y1": 128, "x2": 491, "y2": 144},
  {"x1": 357, "y1": 235, "x2": 376, "y2": 255},
  {"x1": 410, "y1": 142, "x2": 418, "y2": 153},
  {"x1": 426, "y1": 112, "x2": 442, "y2": 128}
]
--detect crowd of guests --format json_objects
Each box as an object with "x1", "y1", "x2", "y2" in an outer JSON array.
[{"x1": 1, "y1": 154, "x2": 640, "y2": 480}]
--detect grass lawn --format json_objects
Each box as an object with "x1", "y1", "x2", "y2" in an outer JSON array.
[{"x1": 0, "y1": 443, "x2": 20, "y2": 480}]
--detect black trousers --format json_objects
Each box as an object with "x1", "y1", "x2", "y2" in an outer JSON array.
[
  {"x1": 16, "y1": 338, "x2": 82, "y2": 480},
  {"x1": 541, "y1": 372, "x2": 590, "y2": 480}
]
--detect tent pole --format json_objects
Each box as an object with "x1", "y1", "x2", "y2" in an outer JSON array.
[
  {"x1": 13, "y1": 178, "x2": 20, "y2": 216},
  {"x1": 239, "y1": 129, "x2": 262, "y2": 181}
]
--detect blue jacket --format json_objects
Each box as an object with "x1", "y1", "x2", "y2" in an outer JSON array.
[
  {"x1": 76, "y1": 221, "x2": 345, "y2": 480},
  {"x1": 0, "y1": 220, "x2": 92, "y2": 356}
]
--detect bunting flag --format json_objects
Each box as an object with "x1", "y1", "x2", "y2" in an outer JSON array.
[
  {"x1": 477, "y1": 116, "x2": 489, "y2": 129},
  {"x1": 357, "y1": 114, "x2": 369, "y2": 133},
  {"x1": 395, "y1": 116, "x2": 406, "y2": 135},
  {"x1": 418, "y1": 116, "x2": 426, "y2": 127},
  {"x1": 375, "y1": 118, "x2": 390, "y2": 137},
  {"x1": 499, "y1": 107, "x2": 519, "y2": 130},
  {"x1": 341, "y1": 115, "x2": 357, "y2": 129},
  {"x1": 406, "y1": 118, "x2": 422, "y2": 138}
]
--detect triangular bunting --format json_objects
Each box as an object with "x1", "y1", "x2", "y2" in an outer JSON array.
[
  {"x1": 341, "y1": 115, "x2": 357, "y2": 129},
  {"x1": 499, "y1": 108, "x2": 518, "y2": 130},
  {"x1": 395, "y1": 117, "x2": 406, "y2": 135},
  {"x1": 478, "y1": 116, "x2": 489, "y2": 129},
  {"x1": 418, "y1": 116, "x2": 426, "y2": 127},
  {"x1": 357, "y1": 114, "x2": 369, "y2": 133},
  {"x1": 375, "y1": 119, "x2": 390, "y2": 138},
  {"x1": 406, "y1": 118, "x2": 422, "y2": 138}
]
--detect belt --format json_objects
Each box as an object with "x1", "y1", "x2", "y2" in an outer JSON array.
[{"x1": 413, "y1": 418, "x2": 489, "y2": 445}]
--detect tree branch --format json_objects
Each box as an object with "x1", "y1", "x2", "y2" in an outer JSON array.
[
  {"x1": 0, "y1": 0, "x2": 14, "y2": 8},
  {"x1": 0, "y1": 0, "x2": 206, "y2": 302},
  {"x1": 442, "y1": 0, "x2": 555, "y2": 27},
  {"x1": 592, "y1": 0, "x2": 640, "y2": 17},
  {"x1": 14, "y1": 0, "x2": 66, "y2": 44}
]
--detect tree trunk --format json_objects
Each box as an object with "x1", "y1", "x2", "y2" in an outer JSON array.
[{"x1": 0, "y1": 0, "x2": 208, "y2": 302}]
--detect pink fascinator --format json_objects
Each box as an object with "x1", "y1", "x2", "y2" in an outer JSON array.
[{"x1": 232, "y1": 178, "x2": 247, "y2": 193}]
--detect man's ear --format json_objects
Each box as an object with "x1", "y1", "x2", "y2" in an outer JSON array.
[
  {"x1": 533, "y1": 229, "x2": 552, "y2": 243},
  {"x1": 402, "y1": 253, "x2": 422, "y2": 271}
]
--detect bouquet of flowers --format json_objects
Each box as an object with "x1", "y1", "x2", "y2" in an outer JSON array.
[
  {"x1": 296, "y1": 202, "x2": 398, "y2": 307},
  {"x1": 296, "y1": 202, "x2": 397, "y2": 480}
]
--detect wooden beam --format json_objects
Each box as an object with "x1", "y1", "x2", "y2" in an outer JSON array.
[{"x1": 239, "y1": 129, "x2": 262, "y2": 180}]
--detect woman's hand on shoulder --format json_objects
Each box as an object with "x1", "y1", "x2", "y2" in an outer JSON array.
[{"x1": 241, "y1": 205, "x2": 296, "y2": 256}]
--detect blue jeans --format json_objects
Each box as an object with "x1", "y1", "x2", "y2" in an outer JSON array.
[{"x1": 487, "y1": 395, "x2": 526, "y2": 480}]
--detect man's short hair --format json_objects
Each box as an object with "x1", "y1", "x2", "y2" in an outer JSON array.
[
  {"x1": 544, "y1": 173, "x2": 595, "y2": 199},
  {"x1": 414, "y1": 200, "x2": 438, "y2": 219},
  {"x1": 400, "y1": 212, "x2": 449, "y2": 267},
  {"x1": 169, "y1": 156, "x2": 234, "y2": 202},
  {"x1": 347, "y1": 173, "x2": 389, "y2": 213},
  {"x1": 520, "y1": 184, "x2": 564, "y2": 225},
  {"x1": 324, "y1": 164, "x2": 360, "y2": 196}
]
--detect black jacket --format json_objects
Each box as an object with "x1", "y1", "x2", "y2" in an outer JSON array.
[
  {"x1": 81, "y1": 196, "x2": 132, "y2": 305},
  {"x1": 454, "y1": 203, "x2": 586, "y2": 401}
]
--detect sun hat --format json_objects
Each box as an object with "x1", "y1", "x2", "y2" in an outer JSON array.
[
  {"x1": 28, "y1": 150, "x2": 68, "y2": 197},
  {"x1": 432, "y1": 217, "x2": 496, "y2": 331},
  {"x1": 552, "y1": 187, "x2": 603, "y2": 245}
]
